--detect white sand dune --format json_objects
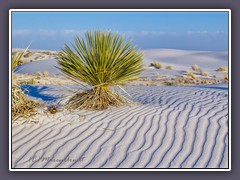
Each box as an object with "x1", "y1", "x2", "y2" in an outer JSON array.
[
  {"x1": 143, "y1": 49, "x2": 228, "y2": 70},
  {"x1": 12, "y1": 83, "x2": 229, "y2": 169},
  {"x1": 14, "y1": 59, "x2": 61, "y2": 75},
  {"x1": 14, "y1": 49, "x2": 228, "y2": 75}
]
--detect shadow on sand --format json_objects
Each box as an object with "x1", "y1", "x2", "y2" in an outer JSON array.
[
  {"x1": 21, "y1": 85, "x2": 59, "y2": 101},
  {"x1": 189, "y1": 85, "x2": 228, "y2": 91}
]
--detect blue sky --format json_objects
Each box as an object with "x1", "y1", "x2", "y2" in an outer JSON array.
[{"x1": 12, "y1": 11, "x2": 229, "y2": 51}]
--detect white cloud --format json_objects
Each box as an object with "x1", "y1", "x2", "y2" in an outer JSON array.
[
  {"x1": 187, "y1": 30, "x2": 225, "y2": 35},
  {"x1": 12, "y1": 29, "x2": 32, "y2": 37},
  {"x1": 38, "y1": 29, "x2": 57, "y2": 36},
  {"x1": 59, "y1": 29, "x2": 86, "y2": 36},
  {"x1": 12, "y1": 29, "x2": 227, "y2": 39}
]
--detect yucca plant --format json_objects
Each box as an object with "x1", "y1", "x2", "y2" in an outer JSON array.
[
  {"x1": 57, "y1": 31, "x2": 144, "y2": 110},
  {"x1": 12, "y1": 50, "x2": 25, "y2": 71}
]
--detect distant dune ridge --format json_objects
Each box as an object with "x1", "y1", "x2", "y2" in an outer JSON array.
[
  {"x1": 13, "y1": 48, "x2": 228, "y2": 75},
  {"x1": 143, "y1": 49, "x2": 228, "y2": 70},
  {"x1": 11, "y1": 48, "x2": 229, "y2": 169}
]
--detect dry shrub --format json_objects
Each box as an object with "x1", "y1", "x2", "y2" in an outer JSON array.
[
  {"x1": 224, "y1": 74, "x2": 228, "y2": 82},
  {"x1": 36, "y1": 72, "x2": 42, "y2": 76},
  {"x1": 199, "y1": 69, "x2": 208, "y2": 77},
  {"x1": 17, "y1": 78, "x2": 36, "y2": 85},
  {"x1": 12, "y1": 48, "x2": 39, "y2": 123},
  {"x1": 142, "y1": 77, "x2": 150, "y2": 81},
  {"x1": 43, "y1": 71, "x2": 49, "y2": 77},
  {"x1": 150, "y1": 62, "x2": 162, "y2": 69},
  {"x1": 216, "y1": 66, "x2": 228, "y2": 72},
  {"x1": 162, "y1": 77, "x2": 195, "y2": 86},
  {"x1": 145, "y1": 81, "x2": 157, "y2": 86},
  {"x1": 12, "y1": 52, "x2": 18, "y2": 56},
  {"x1": 67, "y1": 88, "x2": 132, "y2": 110},
  {"x1": 24, "y1": 51, "x2": 34, "y2": 58},
  {"x1": 201, "y1": 80, "x2": 207, "y2": 84},
  {"x1": 12, "y1": 83, "x2": 39, "y2": 122},
  {"x1": 43, "y1": 51, "x2": 52, "y2": 55},
  {"x1": 166, "y1": 65, "x2": 173, "y2": 70},
  {"x1": 35, "y1": 55, "x2": 45, "y2": 60},
  {"x1": 186, "y1": 70, "x2": 195, "y2": 79},
  {"x1": 192, "y1": 64, "x2": 199, "y2": 71}
]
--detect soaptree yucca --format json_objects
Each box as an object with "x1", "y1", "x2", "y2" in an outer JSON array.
[
  {"x1": 12, "y1": 50, "x2": 25, "y2": 71},
  {"x1": 57, "y1": 31, "x2": 144, "y2": 110}
]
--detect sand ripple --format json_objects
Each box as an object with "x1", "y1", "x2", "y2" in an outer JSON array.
[{"x1": 12, "y1": 84, "x2": 229, "y2": 169}]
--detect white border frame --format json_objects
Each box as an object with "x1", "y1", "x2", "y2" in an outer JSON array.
[{"x1": 9, "y1": 9, "x2": 231, "y2": 171}]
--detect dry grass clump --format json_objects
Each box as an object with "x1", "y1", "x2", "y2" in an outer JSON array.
[
  {"x1": 36, "y1": 72, "x2": 42, "y2": 77},
  {"x1": 12, "y1": 84, "x2": 39, "y2": 122},
  {"x1": 199, "y1": 69, "x2": 208, "y2": 77},
  {"x1": 67, "y1": 88, "x2": 131, "y2": 110},
  {"x1": 35, "y1": 55, "x2": 45, "y2": 60},
  {"x1": 145, "y1": 81, "x2": 158, "y2": 86},
  {"x1": 166, "y1": 65, "x2": 173, "y2": 70},
  {"x1": 216, "y1": 66, "x2": 228, "y2": 72},
  {"x1": 162, "y1": 77, "x2": 195, "y2": 86},
  {"x1": 12, "y1": 51, "x2": 18, "y2": 56},
  {"x1": 142, "y1": 77, "x2": 150, "y2": 81},
  {"x1": 12, "y1": 48, "x2": 39, "y2": 122},
  {"x1": 224, "y1": 74, "x2": 228, "y2": 82},
  {"x1": 58, "y1": 31, "x2": 144, "y2": 110},
  {"x1": 201, "y1": 80, "x2": 207, "y2": 84},
  {"x1": 24, "y1": 51, "x2": 34, "y2": 58},
  {"x1": 192, "y1": 64, "x2": 200, "y2": 71},
  {"x1": 186, "y1": 70, "x2": 195, "y2": 79},
  {"x1": 16, "y1": 78, "x2": 36, "y2": 85},
  {"x1": 43, "y1": 51, "x2": 52, "y2": 55},
  {"x1": 43, "y1": 71, "x2": 49, "y2": 77},
  {"x1": 150, "y1": 62, "x2": 162, "y2": 69}
]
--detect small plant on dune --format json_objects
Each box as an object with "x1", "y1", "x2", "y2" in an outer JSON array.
[
  {"x1": 29, "y1": 78, "x2": 36, "y2": 85},
  {"x1": 192, "y1": 64, "x2": 199, "y2": 72},
  {"x1": 24, "y1": 51, "x2": 34, "y2": 58},
  {"x1": 12, "y1": 51, "x2": 25, "y2": 71},
  {"x1": 12, "y1": 51, "x2": 18, "y2": 56},
  {"x1": 216, "y1": 66, "x2": 228, "y2": 72},
  {"x1": 186, "y1": 70, "x2": 195, "y2": 79},
  {"x1": 43, "y1": 71, "x2": 49, "y2": 77},
  {"x1": 43, "y1": 51, "x2": 52, "y2": 55},
  {"x1": 57, "y1": 31, "x2": 144, "y2": 110},
  {"x1": 201, "y1": 80, "x2": 207, "y2": 84},
  {"x1": 224, "y1": 74, "x2": 228, "y2": 82},
  {"x1": 36, "y1": 72, "x2": 42, "y2": 77},
  {"x1": 12, "y1": 84, "x2": 39, "y2": 122},
  {"x1": 166, "y1": 65, "x2": 173, "y2": 70},
  {"x1": 199, "y1": 69, "x2": 208, "y2": 77},
  {"x1": 150, "y1": 62, "x2": 162, "y2": 69},
  {"x1": 142, "y1": 77, "x2": 150, "y2": 81},
  {"x1": 35, "y1": 55, "x2": 45, "y2": 60}
]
